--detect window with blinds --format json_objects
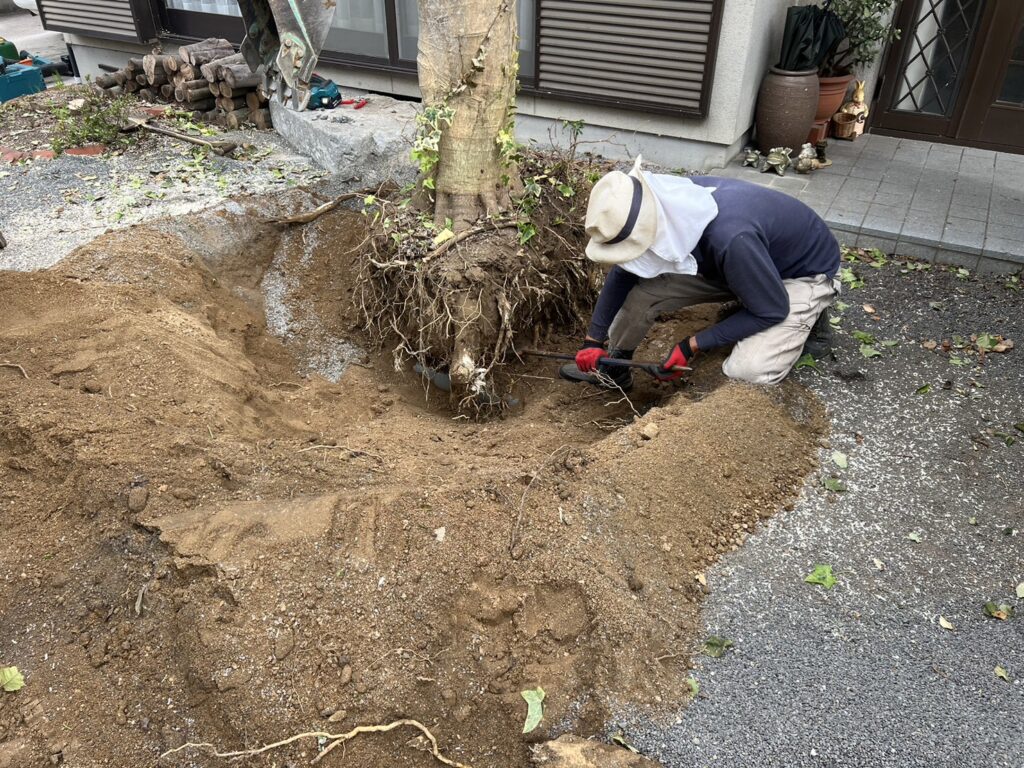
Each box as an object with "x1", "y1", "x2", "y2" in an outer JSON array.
[
  {"x1": 39, "y1": 0, "x2": 155, "y2": 43},
  {"x1": 536, "y1": 0, "x2": 725, "y2": 116}
]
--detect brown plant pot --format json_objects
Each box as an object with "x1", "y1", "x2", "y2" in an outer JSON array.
[
  {"x1": 755, "y1": 67, "x2": 820, "y2": 155},
  {"x1": 816, "y1": 74, "x2": 856, "y2": 122}
]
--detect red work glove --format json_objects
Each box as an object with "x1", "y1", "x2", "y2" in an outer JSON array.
[
  {"x1": 658, "y1": 338, "x2": 695, "y2": 381},
  {"x1": 575, "y1": 340, "x2": 606, "y2": 373}
]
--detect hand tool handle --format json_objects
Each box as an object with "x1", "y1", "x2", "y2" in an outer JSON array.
[{"x1": 521, "y1": 349, "x2": 690, "y2": 374}]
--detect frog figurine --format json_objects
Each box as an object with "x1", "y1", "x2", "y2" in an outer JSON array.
[
  {"x1": 840, "y1": 81, "x2": 870, "y2": 138},
  {"x1": 741, "y1": 147, "x2": 765, "y2": 170},
  {"x1": 761, "y1": 147, "x2": 792, "y2": 177}
]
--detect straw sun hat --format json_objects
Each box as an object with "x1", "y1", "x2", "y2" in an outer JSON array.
[{"x1": 584, "y1": 155, "x2": 657, "y2": 264}]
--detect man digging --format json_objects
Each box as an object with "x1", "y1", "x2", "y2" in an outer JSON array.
[{"x1": 560, "y1": 157, "x2": 841, "y2": 389}]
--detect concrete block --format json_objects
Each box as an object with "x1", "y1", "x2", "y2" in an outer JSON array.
[
  {"x1": 769, "y1": 175, "x2": 809, "y2": 194},
  {"x1": 269, "y1": 96, "x2": 418, "y2": 185},
  {"x1": 856, "y1": 234, "x2": 896, "y2": 253},
  {"x1": 933, "y1": 248, "x2": 981, "y2": 271},
  {"x1": 954, "y1": 205, "x2": 989, "y2": 223},
  {"x1": 977, "y1": 254, "x2": 1023, "y2": 274},
  {"x1": 826, "y1": 208, "x2": 867, "y2": 230},
  {"x1": 893, "y1": 240, "x2": 937, "y2": 262}
]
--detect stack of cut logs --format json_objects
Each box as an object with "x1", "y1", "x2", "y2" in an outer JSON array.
[{"x1": 91, "y1": 37, "x2": 272, "y2": 130}]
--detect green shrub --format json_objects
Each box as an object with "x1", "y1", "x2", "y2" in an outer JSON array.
[{"x1": 51, "y1": 90, "x2": 134, "y2": 154}]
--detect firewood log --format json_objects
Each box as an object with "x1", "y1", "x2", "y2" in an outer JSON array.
[
  {"x1": 222, "y1": 64, "x2": 259, "y2": 90},
  {"x1": 200, "y1": 52, "x2": 244, "y2": 82},
  {"x1": 252, "y1": 108, "x2": 272, "y2": 131},
  {"x1": 225, "y1": 108, "x2": 251, "y2": 129},
  {"x1": 179, "y1": 38, "x2": 233, "y2": 65}
]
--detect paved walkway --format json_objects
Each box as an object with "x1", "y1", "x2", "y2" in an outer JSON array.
[
  {"x1": 713, "y1": 133, "x2": 1024, "y2": 275},
  {"x1": 0, "y1": 10, "x2": 66, "y2": 62}
]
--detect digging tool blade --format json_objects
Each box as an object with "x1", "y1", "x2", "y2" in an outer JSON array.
[
  {"x1": 521, "y1": 349, "x2": 690, "y2": 379},
  {"x1": 235, "y1": 0, "x2": 337, "y2": 110}
]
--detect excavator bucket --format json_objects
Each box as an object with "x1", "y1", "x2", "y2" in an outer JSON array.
[{"x1": 234, "y1": 0, "x2": 336, "y2": 111}]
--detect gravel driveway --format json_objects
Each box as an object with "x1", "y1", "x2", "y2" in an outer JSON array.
[{"x1": 623, "y1": 259, "x2": 1023, "y2": 768}]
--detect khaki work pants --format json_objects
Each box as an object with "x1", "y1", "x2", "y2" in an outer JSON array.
[{"x1": 607, "y1": 273, "x2": 840, "y2": 385}]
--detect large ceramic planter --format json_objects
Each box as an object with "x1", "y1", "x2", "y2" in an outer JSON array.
[
  {"x1": 755, "y1": 67, "x2": 820, "y2": 154},
  {"x1": 816, "y1": 74, "x2": 856, "y2": 122}
]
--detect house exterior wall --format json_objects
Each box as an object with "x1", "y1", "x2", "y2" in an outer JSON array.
[{"x1": 62, "y1": 0, "x2": 803, "y2": 172}]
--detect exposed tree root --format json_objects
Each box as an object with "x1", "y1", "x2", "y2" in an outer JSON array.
[
  {"x1": 159, "y1": 718, "x2": 472, "y2": 768},
  {"x1": 0, "y1": 362, "x2": 28, "y2": 378},
  {"x1": 353, "y1": 150, "x2": 610, "y2": 415}
]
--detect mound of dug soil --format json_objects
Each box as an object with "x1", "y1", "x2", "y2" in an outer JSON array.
[{"x1": 0, "y1": 195, "x2": 824, "y2": 768}]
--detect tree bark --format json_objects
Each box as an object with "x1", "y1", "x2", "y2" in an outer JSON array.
[{"x1": 417, "y1": 0, "x2": 519, "y2": 230}]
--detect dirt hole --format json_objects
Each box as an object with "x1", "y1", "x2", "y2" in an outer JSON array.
[{"x1": 0, "y1": 189, "x2": 825, "y2": 767}]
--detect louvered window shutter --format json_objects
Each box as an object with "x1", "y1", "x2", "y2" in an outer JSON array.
[
  {"x1": 537, "y1": 0, "x2": 725, "y2": 116},
  {"x1": 40, "y1": 0, "x2": 156, "y2": 43}
]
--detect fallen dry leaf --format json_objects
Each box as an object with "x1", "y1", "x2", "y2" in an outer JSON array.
[
  {"x1": 863, "y1": 304, "x2": 876, "y2": 314},
  {"x1": 922, "y1": 340, "x2": 938, "y2": 351},
  {"x1": 939, "y1": 616, "x2": 955, "y2": 631}
]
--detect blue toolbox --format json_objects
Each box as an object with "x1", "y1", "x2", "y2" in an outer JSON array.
[{"x1": 0, "y1": 62, "x2": 46, "y2": 103}]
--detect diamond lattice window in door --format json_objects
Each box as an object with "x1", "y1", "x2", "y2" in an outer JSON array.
[{"x1": 893, "y1": 0, "x2": 985, "y2": 115}]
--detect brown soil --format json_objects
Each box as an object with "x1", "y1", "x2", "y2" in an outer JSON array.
[{"x1": 0, "y1": 193, "x2": 824, "y2": 768}]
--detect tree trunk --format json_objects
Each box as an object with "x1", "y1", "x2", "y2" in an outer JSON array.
[{"x1": 417, "y1": 0, "x2": 519, "y2": 230}]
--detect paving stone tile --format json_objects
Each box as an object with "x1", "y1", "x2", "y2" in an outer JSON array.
[
  {"x1": 826, "y1": 207, "x2": 867, "y2": 229},
  {"x1": 901, "y1": 214, "x2": 946, "y2": 243},
  {"x1": 839, "y1": 177, "x2": 881, "y2": 202},
  {"x1": 942, "y1": 217, "x2": 987, "y2": 254},
  {"x1": 984, "y1": 221, "x2": 1024, "y2": 241},
  {"x1": 954, "y1": 205, "x2": 990, "y2": 223},
  {"x1": 769, "y1": 175, "x2": 809, "y2": 194},
  {"x1": 872, "y1": 190, "x2": 912, "y2": 209},
  {"x1": 983, "y1": 234, "x2": 1024, "y2": 259}
]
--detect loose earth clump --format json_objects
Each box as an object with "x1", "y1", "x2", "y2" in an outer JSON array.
[{"x1": 0, "y1": 190, "x2": 824, "y2": 768}]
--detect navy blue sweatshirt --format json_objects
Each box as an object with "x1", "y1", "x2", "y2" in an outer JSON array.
[{"x1": 587, "y1": 176, "x2": 840, "y2": 350}]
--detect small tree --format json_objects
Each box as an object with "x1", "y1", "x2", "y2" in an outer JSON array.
[
  {"x1": 416, "y1": 0, "x2": 520, "y2": 230},
  {"x1": 819, "y1": 0, "x2": 900, "y2": 77}
]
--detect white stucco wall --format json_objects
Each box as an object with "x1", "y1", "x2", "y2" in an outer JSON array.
[{"x1": 63, "y1": 0, "x2": 829, "y2": 172}]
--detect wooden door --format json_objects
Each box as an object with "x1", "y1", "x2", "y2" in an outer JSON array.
[
  {"x1": 956, "y1": 3, "x2": 1024, "y2": 148},
  {"x1": 873, "y1": 0, "x2": 1024, "y2": 152}
]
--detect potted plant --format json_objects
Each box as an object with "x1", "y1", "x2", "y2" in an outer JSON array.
[{"x1": 815, "y1": 0, "x2": 900, "y2": 124}]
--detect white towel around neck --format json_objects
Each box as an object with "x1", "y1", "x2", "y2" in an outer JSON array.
[{"x1": 619, "y1": 173, "x2": 718, "y2": 279}]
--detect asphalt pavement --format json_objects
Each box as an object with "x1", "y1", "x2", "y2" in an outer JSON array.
[{"x1": 620, "y1": 259, "x2": 1023, "y2": 767}]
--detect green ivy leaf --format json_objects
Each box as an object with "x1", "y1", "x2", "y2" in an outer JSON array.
[
  {"x1": 984, "y1": 602, "x2": 1015, "y2": 620},
  {"x1": 832, "y1": 451, "x2": 848, "y2": 469},
  {"x1": 520, "y1": 687, "x2": 545, "y2": 733},
  {"x1": 995, "y1": 666, "x2": 1010, "y2": 682},
  {"x1": 860, "y1": 344, "x2": 882, "y2": 359},
  {"x1": 822, "y1": 477, "x2": 846, "y2": 492},
  {"x1": 702, "y1": 636, "x2": 734, "y2": 658},
  {"x1": 795, "y1": 353, "x2": 819, "y2": 371},
  {"x1": 852, "y1": 330, "x2": 876, "y2": 344},
  {"x1": 915, "y1": 384, "x2": 932, "y2": 395},
  {"x1": 0, "y1": 667, "x2": 24, "y2": 693},
  {"x1": 804, "y1": 564, "x2": 837, "y2": 589},
  {"x1": 906, "y1": 531, "x2": 922, "y2": 542}
]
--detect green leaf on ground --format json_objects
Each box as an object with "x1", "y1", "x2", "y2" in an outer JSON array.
[
  {"x1": 873, "y1": 558, "x2": 885, "y2": 571},
  {"x1": 906, "y1": 532, "x2": 922, "y2": 542},
  {"x1": 955, "y1": 267, "x2": 970, "y2": 279},
  {"x1": 703, "y1": 636, "x2": 734, "y2": 658},
  {"x1": 520, "y1": 687, "x2": 545, "y2": 733},
  {"x1": 976, "y1": 333, "x2": 999, "y2": 352},
  {"x1": 804, "y1": 564, "x2": 837, "y2": 589},
  {"x1": 939, "y1": 616, "x2": 955, "y2": 631},
  {"x1": 984, "y1": 602, "x2": 1015, "y2": 620},
  {"x1": 795, "y1": 353, "x2": 819, "y2": 371},
  {"x1": 916, "y1": 384, "x2": 932, "y2": 395},
  {"x1": 852, "y1": 330, "x2": 877, "y2": 344},
  {"x1": 995, "y1": 666, "x2": 1009, "y2": 682},
  {"x1": 968, "y1": 516, "x2": 978, "y2": 525},
  {"x1": 949, "y1": 356, "x2": 970, "y2": 366},
  {"x1": 860, "y1": 345, "x2": 882, "y2": 359},
  {"x1": 881, "y1": 340, "x2": 900, "y2": 348},
  {"x1": 431, "y1": 227, "x2": 454, "y2": 246},
  {"x1": 929, "y1": 301, "x2": 944, "y2": 311},
  {"x1": 685, "y1": 677, "x2": 700, "y2": 696},
  {"x1": 839, "y1": 267, "x2": 864, "y2": 289},
  {"x1": 1015, "y1": 423, "x2": 1024, "y2": 434},
  {"x1": 0, "y1": 667, "x2": 24, "y2": 692},
  {"x1": 834, "y1": 300, "x2": 851, "y2": 312},
  {"x1": 822, "y1": 477, "x2": 846, "y2": 492},
  {"x1": 832, "y1": 451, "x2": 848, "y2": 469},
  {"x1": 829, "y1": 315, "x2": 843, "y2": 327},
  {"x1": 1016, "y1": 583, "x2": 1024, "y2": 600}
]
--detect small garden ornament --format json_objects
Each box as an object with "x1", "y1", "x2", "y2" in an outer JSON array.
[{"x1": 762, "y1": 147, "x2": 793, "y2": 176}]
